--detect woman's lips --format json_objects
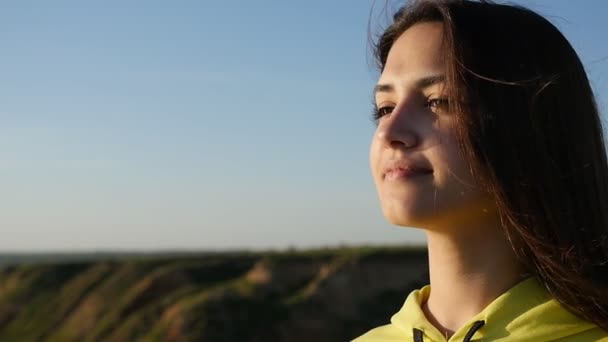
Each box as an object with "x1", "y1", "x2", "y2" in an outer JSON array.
[
  {"x1": 385, "y1": 168, "x2": 433, "y2": 181},
  {"x1": 383, "y1": 160, "x2": 433, "y2": 181}
]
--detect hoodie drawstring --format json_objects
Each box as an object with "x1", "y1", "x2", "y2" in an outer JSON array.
[
  {"x1": 462, "y1": 321, "x2": 485, "y2": 341},
  {"x1": 412, "y1": 320, "x2": 485, "y2": 342}
]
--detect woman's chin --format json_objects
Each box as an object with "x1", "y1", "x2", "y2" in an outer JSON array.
[{"x1": 383, "y1": 208, "x2": 429, "y2": 228}]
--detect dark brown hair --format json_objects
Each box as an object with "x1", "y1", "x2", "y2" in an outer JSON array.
[{"x1": 374, "y1": 0, "x2": 608, "y2": 330}]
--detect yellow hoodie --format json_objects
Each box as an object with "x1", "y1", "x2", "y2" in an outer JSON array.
[{"x1": 353, "y1": 277, "x2": 608, "y2": 341}]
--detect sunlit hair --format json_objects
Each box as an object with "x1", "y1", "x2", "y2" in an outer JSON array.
[{"x1": 374, "y1": 0, "x2": 608, "y2": 330}]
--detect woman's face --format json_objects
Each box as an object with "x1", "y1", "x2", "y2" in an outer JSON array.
[{"x1": 370, "y1": 22, "x2": 491, "y2": 229}]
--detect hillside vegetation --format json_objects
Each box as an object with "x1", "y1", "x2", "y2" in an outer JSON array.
[{"x1": 0, "y1": 246, "x2": 428, "y2": 341}]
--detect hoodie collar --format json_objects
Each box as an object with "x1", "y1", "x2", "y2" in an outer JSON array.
[{"x1": 390, "y1": 277, "x2": 597, "y2": 341}]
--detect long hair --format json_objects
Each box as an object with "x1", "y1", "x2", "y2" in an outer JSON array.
[{"x1": 373, "y1": 0, "x2": 608, "y2": 330}]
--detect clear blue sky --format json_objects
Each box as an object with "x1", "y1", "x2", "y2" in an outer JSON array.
[{"x1": 1, "y1": 0, "x2": 607, "y2": 252}]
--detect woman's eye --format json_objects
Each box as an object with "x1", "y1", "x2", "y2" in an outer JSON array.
[
  {"x1": 426, "y1": 98, "x2": 449, "y2": 111},
  {"x1": 371, "y1": 98, "x2": 448, "y2": 124},
  {"x1": 372, "y1": 106, "x2": 394, "y2": 122},
  {"x1": 372, "y1": 106, "x2": 394, "y2": 123},
  {"x1": 377, "y1": 106, "x2": 394, "y2": 117}
]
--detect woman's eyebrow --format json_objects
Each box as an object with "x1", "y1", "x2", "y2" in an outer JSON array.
[
  {"x1": 374, "y1": 74, "x2": 446, "y2": 95},
  {"x1": 417, "y1": 74, "x2": 446, "y2": 89},
  {"x1": 374, "y1": 83, "x2": 394, "y2": 95}
]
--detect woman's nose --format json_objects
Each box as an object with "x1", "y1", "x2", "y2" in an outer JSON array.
[{"x1": 376, "y1": 106, "x2": 420, "y2": 150}]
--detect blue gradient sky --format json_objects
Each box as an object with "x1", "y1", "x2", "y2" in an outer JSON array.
[{"x1": 1, "y1": 0, "x2": 607, "y2": 251}]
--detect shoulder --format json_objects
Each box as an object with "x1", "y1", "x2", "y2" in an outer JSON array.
[
  {"x1": 351, "y1": 323, "x2": 405, "y2": 342},
  {"x1": 351, "y1": 285, "x2": 428, "y2": 342},
  {"x1": 551, "y1": 327, "x2": 608, "y2": 342}
]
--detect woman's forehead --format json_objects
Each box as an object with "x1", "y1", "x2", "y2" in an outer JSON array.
[{"x1": 379, "y1": 22, "x2": 446, "y2": 88}]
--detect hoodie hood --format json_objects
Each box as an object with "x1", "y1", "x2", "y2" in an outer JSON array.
[{"x1": 353, "y1": 277, "x2": 608, "y2": 342}]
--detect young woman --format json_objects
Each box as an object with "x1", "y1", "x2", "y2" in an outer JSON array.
[{"x1": 354, "y1": 0, "x2": 608, "y2": 341}]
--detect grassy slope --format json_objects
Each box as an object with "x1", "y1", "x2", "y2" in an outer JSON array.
[{"x1": 0, "y1": 246, "x2": 428, "y2": 342}]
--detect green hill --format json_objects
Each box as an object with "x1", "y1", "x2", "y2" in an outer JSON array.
[{"x1": 0, "y1": 246, "x2": 428, "y2": 341}]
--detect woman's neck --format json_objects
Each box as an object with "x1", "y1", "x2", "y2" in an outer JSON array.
[{"x1": 421, "y1": 226, "x2": 527, "y2": 339}]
